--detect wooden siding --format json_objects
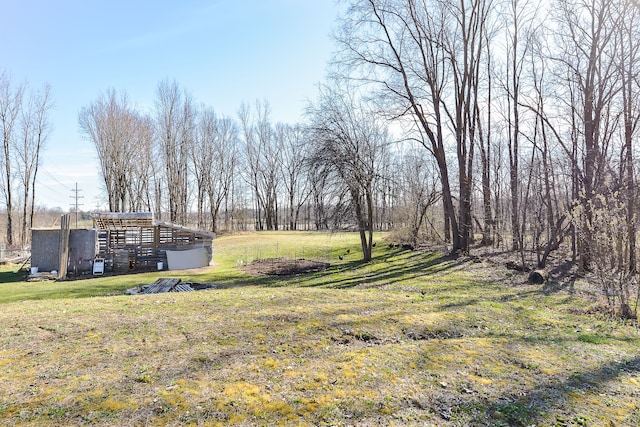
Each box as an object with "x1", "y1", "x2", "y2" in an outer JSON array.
[{"x1": 92, "y1": 212, "x2": 214, "y2": 273}]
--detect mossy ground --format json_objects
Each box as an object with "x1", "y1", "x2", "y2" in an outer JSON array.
[{"x1": 0, "y1": 231, "x2": 639, "y2": 426}]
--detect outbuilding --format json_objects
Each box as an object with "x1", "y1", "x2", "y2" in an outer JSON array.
[{"x1": 30, "y1": 212, "x2": 215, "y2": 277}]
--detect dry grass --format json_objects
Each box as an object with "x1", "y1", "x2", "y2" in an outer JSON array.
[{"x1": 0, "y1": 231, "x2": 639, "y2": 426}]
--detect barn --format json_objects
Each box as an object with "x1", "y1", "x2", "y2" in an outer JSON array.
[
  {"x1": 30, "y1": 212, "x2": 215, "y2": 277},
  {"x1": 93, "y1": 212, "x2": 215, "y2": 273}
]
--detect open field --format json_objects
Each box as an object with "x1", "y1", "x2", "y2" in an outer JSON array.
[{"x1": 1, "y1": 231, "x2": 639, "y2": 426}]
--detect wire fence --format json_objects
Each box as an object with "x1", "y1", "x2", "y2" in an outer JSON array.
[{"x1": 0, "y1": 248, "x2": 30, "y2": 263}]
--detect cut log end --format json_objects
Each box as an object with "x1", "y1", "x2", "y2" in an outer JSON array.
[{"x1": 527, "y1": 269, "x2": 548, "y2": 284}]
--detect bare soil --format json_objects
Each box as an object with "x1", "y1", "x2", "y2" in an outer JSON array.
[{"x1": 242, "y1": 257, "x2": 330, "y2": 276}]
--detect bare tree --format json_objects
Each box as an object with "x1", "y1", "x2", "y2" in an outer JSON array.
[
  {"x1": 337, "y1": 0, "x2": 493, "y2": 253},
  {"x1": 400, "y1": 151, "x2": 441, "y2": 248},
  {"x1": 336, "y1": 0, "x2": 451, "y2": 247},
  {"x1": 15, "y1": 83, "x2": 52, "y2": 244},
  {"x1": 307, "y1": 161, "x2": 334, "y2": 230},
  {"x1": 500, "y1": 0, "x2": 539, "y2": 251},
  {"x1": 528, "y1": 42, "x2": 570, "y2": 269},
  {"x1": 210, "y1": 116, "x2": 240, "y2": 232},
  {"x1": 371, "y1": 147, "x2": 395, "y2": 231},
  {"x1": 477, "y1": 30, "x2": 494, "y2": 247},
  {"x1": 618, "y1": 1, "x2": 640, "y2": 273},
  {"x1": 191, "y1": 104, "x2": 215, "y2": 229},
  {"x1": 126, "y1": 114, "x2": 155, "y2": 212},
  {"x1": 444, "y1": 0, "x2": 493, "y2": 250},
  {"x1": 239, "y1": 100, "x2": 280, "y2": 230},
  {"x1": 308, "y1": 82, "x2": 389, "y2": 261},
  {"x1": 79, "y1": 89, "x2": 151, "y2": 212},
  {"x1": 276, "y1": 123, "x2": 311, "y2": 230},
  {"x1": 553, "y1": 0, "x2": 621, "y2": 269},
  {"x1": 0, "y1": 71, "x2": 24, "y2": 246},
  {"x1": 191, "y1": 106, "x2": 240, "y2": 232},
  {"x1": 155, "y1": 79, "x2": 194, "y2": 224}
]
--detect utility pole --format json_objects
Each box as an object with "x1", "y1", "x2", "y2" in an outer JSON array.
[{"x1": 70, "y1": 183, "x2": 84, "y2": 229}]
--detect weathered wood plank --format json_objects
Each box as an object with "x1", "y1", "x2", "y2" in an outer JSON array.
[
  {"x1": 142, "y1": 278, "x2": 182, "y2": 294},
  {"x1": 155, "y1": 278, "x2": 181, "y2": 287},
  {"x1": 172, "y1": 284, "x2": 194, "y2": 292}
]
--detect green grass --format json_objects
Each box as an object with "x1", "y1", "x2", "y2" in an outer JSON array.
[{"x1": 1, "y1": 231, "x2": 639, "y2": 426}]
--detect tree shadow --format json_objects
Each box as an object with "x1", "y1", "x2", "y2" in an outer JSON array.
[
  {"x1": 295, "y1": 249, "x2": 469, "y2": 289},
  {"x1": 437, "y1": 298, "x2": 481, "y2": 310},
  {"x1": 463, "y1": 356, "x2": 640, "y2": 426},
  {"x1": 542, "y1": 276, "x2": 577, "y2": 295},
  {"x1": 0, "y1": 269, "x2": 28, "y2": 284}
]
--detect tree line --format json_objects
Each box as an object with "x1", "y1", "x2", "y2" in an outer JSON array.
[
  {"x1": 332, "y1": 0, "x2": 640, "y2": 316},
  {"x1": 76, "y1": 80, "x2": 439, "y2": 264},
  {"x1": 79, "y1": 0, "x2": 640, "y2": 316}
]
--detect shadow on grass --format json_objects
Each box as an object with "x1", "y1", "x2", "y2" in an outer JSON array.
[
  {"x1": 464, "y1": 356, "x2": 640, "y2": 426},
  {"x1": 195, "y1": 251, "x2": 462, "y2": 299},
  {"x1": 0, "y1": 280, "x2": 137, "y2": 304},
  {"x1": 437, "y1": 298, "x2": 481, "y2": 310},
  {"x1": 542, "y1": 277, "x2": 577, "y2": 295},
  {"x1": 295, "y1": 249, "x2": 468, "y2": 290},
  {"x1": 0, "y1": 246, "x2": 535, "y2": 305},
  {"x1": 0, "y1": 269, "x2": 28, "y2": 284}
]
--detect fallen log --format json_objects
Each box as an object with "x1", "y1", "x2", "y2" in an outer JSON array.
[{"x1": 528, "y1": 269, "x2": 548, "y2": 284}]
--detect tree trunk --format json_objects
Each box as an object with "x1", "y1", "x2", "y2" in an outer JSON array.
[{"x1": 353, "y1": 189, "x2": 372, "y2": 262}]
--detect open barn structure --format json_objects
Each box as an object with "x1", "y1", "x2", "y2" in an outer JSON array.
[
  {"x1": 93, "y1": 212, "x2": 215, "y2": 273},
  {"x1": 30, "y1": 212, "x2": 215, "y2": 278}
]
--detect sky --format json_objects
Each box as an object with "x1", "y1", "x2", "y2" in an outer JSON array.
[{"x1": 1, "y1": 0, "x2": 344, "y2": 210}]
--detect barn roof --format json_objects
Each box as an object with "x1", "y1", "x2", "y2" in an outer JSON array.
[
  {"x1": 92, "y1": 212, "x2": 153, "y2": 229},
  {"x1": 91, "y1": 212, "x2": 215, "y2": 239}
]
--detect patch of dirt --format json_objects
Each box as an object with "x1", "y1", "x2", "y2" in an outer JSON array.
[{"x1": 242, "y1": 257, "x2": 330, "y2": 276}]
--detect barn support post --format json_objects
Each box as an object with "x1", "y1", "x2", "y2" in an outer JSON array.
[{"x1": 58, "y1": 214, "x2": 71, "y2": 279}]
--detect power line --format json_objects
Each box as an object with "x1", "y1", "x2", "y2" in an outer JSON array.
[
  {"x1": 38, "y1": 166, "x2": 80, "y2": 208},
  {"x1": 41, "y1": 167, "x2": 71, "y2": 189},
  {"x1": 36, "y1": 180, "x2": 61, "y2": 195},
  {"x1": 70, "y1": 182, "x2": 84, "y2": 228}
]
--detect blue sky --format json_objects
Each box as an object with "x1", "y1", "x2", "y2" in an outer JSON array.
[{"x1": 1, "y1": 0, "x2": 343, "y2": 210}]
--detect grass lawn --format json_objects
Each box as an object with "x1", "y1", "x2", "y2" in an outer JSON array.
[{"x1": 0, "y1": 231, "x2": 639, "y2": 426}]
